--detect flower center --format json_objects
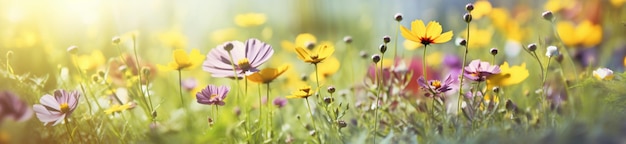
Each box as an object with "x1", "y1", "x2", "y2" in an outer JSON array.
[
  {"x1": 237, "y1": 58, "x2": 252, "y2": 71},
  {"x1": 419, "y1": 37, "x2": 434, "y2": 45},
  {"x1": 300, "y1": 87, "x2": 311, "y2": 93},
  {"x1": 60, "y1": 103, "x2": 70, "y2": 113},
  {"x1": 310, "y1": 55, "x2": 319, "y2": 60},
  {"x1": 430, "y1": 80, "x2": 442, "y2": 89},
  {"x1": 210, "y1": 94, "x2": 218, "y2": 99}
]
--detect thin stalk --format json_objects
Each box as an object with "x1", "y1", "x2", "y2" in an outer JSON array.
[
  {"x1": 64, "y1": 117, "x2": 74, "y2": 142},
  {"x1": 131, "y1": 36, "x2": 145, "y2": 100},
  {"x1": 373, "y1": 52, "x2": 385, "y2": 142},
  {"x1": 70, "y1": 55, "x2": 97, "y2": 113},
  {"x1": 178, "y1": 70, "x2": 185, "y2": 108},
  {"x1": 549, "y1": 21, "x2": 579, "y2": 82},
  {"x1": 394, "y1": 21, "x2": 400, "y2": 58},
  {"x1": 541, "y1": 58, "x2": 552, "y2": 112},
  {"x1": 266, "y1": 83, "x2": 272, "y2": 139},
  {"x1": 558, "y1": 64, "x2": 575, "y2": 117},
  {"x1": 458, "y1": 22, "x2": 470, "y2": 116},
  {"x1": 226, "y1": 51, "x2": 241, "y2": 103},
  {"x1": 314, "y1": 64, "x2": 321, "y2": 100},
  {"x1": 305, "y1": 98, "x2": 322, "y2": 143}
]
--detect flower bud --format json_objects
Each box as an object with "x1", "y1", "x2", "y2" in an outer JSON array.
[
  {"x1": 343, "y1": 36, "x2": 353, "y2": 44},
  {"x1": 97, "y1": 70, "x2": 106, "y2": 78},
  {"x1": 359, "y1": 51, "x2": 368, "y2": 59},
  {"x1": 459, "y1": 39, "x2": 467, "y2": 46},
  {"x1": 379, "y1": 44, "x2": 387, "y2": 53},
  {"x1": 91, "y1": 74, "x2": 101, "y2": 83},
  {"x1": 337, "y1": 120, "x2": 347, "y2": 128},
  {"x1": 323, "y1": 97, "x2": 334, "y2": 104},
  {"x1": 305, "y1": 42, "x2": 316, "y2": 50},
  {"x1": 152, "y1": 111, "x2": 158, "y2": 118},
  {"x1": 556, "y1": 53, "x2": 564, "y2": 63},
  {"x1": 490, "y1": 48, "x2": 498, "y2": 56},
  {"x1": 112, "y1": 36, "x2": 121, "y2": 44},
  {"x1": 327, "y1": 86, "x2": 336, "y2": 94},
  {"x1": 67, "y1": 45, "x2": 78, "y2": 54},
  {"x1": 300, "y1": 74, "x2": 308, "y2": 81},
  {"x1": 465, "y1": 3, "x2": 474, "y2": 11},
  {"x1": 224, "y1": 43, "x2": 234, "y2": 52},
  {"x1": 542, "y1": 11, "x2": 554, "y2": 21},
  {"x1": 382, "y1": 35, "x2": 391, "y2": 44},
  {"x1": 371, "y1": 54, "x2": 381, "y2": 63},
  {"x1": 492, "y1": 87, "x2": 500, "y2": 93},
  {"x1": 141, "y1": 67, "x2": 151, "y2": 76},
  {"x1": 394, "y1": 13, "x2": 403, "y2": 22},
  {"x1": 463, "y1": 13, "x2": 472, "y2": 23},
  {"x1": 527, "y1": 43, "x2": 537, "y2": 52}
]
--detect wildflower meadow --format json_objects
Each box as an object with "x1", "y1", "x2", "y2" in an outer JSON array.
[{"x1": 2, "y1": 0, "x2": 626, "y2": 143}]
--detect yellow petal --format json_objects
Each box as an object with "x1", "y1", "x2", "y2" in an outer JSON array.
[
  {"x1": 473, "y1": 1, "x2": 493, "y2": 19},
  {"x1": 188, "y1": 49, "x2": 205, "y2": 69},
  {"x1": 247, "y1": 72, "x2": 264, "y2": 83},
  {"x1": 317, "y1": 44, "x2": 335, "y2": 59},
  {"x1": 425, "y1": 21, "x2": 443, "y2": 38},
  {"x1": 433, "y1": 31, "x2": 453, "y2": 44},
  {"x1": 281, "y1": 41, "x2": 296, "y2": 52},
  {"x1": 557, "y1": 21, "x2": 578, "y2": 47},
  {"x1": 403, "y1": 39, "x2": 423, "y2": 50},
  {"x1": 411, "y1": 20, "x2": 426, "y2": 38},
  {"x1": 401, "y1": 25, "x2": 421, "y2": 43},
  {"x1": 173, "y1": 49, "x2": 191, "y2": 67},
  {"x1": 295, "y1": 33, "x2": 317, "y2": 48},
  {"x1": 295, "y1": 47, "x2": 311, "y2": 61}
]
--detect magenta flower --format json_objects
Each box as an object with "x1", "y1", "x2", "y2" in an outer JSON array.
[
  {"x1": 33, "y1": 90, "x2": 80, "y2": 126},
  {"x1": 0, "y1": 91, "x2": 33, "y2": 122},
  {"x1": 463, "y1": 60, "x2": 500, "y2": 82},
  {"x1": 273, "y1": 97, "x2": 287, "y2": 108},
  {"x1": 181, "y1": 78, "x2": 198, "y2": 91},
  {"x1": 417, "y1": 74, "x2": 457, "y2": 96},
  {"x1": 203, "y1": 38, "x2": 274, "y2": 78},
  {"x1": 196, "y1": 85, "x2": 230, "y2": 106}
]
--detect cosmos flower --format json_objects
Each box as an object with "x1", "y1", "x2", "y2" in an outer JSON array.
[
  {"x1": 247, "y1": 65, "x2": 289, "y2": 84},
  {"x1": 159, "y1": 49, "x2": 205, "y2": 71},
  {"x1": 487, "y1": 62, "x2": 529, "y2": 88},
  {"x1": 417, "y1": 74, "x2": 457, "y2": 96},
  {"x1": 234, "y1": 13, "x2": 267, "y2": 27},
  {"x1": 463, "y1": 60, "x2": 501, "y2": 82},
  {"x1": 196, "y1": 85, "x2": 230, "y2": 106},
  {"x1": 400, "y1": 19, "x2": 453, "y2": 46},
  {"x1": 33, "y1": 90, "x2": 80, "y2": 126},
  {"x1": 0, "y1": 91, "x2": 33, "y2": 122},
  {"x1": 203, "y1": 38, "x2": 274, "y2": 78},
  {"x1": 286, "y1": 86, "x2": 316, "y2": 99},
  {"x1": 592, "y1": 67, "x2": 614, "y2": 80},
  {"x1": 294, "y1": 43, "x2": 335, "y2": 64}
]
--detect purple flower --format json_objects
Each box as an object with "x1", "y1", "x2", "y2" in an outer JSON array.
[
  {"x1": 463, "y1": 60, "x2": 500, "y2": 82},
  {"x1": 196, "y1": 85, "x2": 230, "y2": 106},
  {"x1": 273, "y1": 97, "x2": 287, "y2": 108},
  {"x1": 33, "y1": 90, "x2": 80, "y2": 126},
  {"x1": 417, "y1": 74, "x2": 457, "y2": 96},
  {"x1": 181, "y1": 78, "x2": 197, "y2": 91},
  {"x1": 0, "y1": 91, "x2": 33, "y2": 122},
  {"x1": 203, "y1": 38, "x2": 274, "y2": 78}
]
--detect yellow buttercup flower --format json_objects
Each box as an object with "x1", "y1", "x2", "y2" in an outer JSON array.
[
  {"x1": 403, "y1": 39, "x2": 422, "y2": 51},
  {"x1": 74, "y1": 50, "x2": 105, "y2": 71},
  {"x1": 400, "y1": 19, "x2": 453, "y2": 46},
  {"x1": 460, "y1": 25, "x2": 494, "y2": 48},
  {"x1": 611, "y1": 0, "x2": 626, "y2": 7},
  {"x1": 234, "y1": 13, "x2": 267, "y2": 27},
  {"x1": 159, "y1": 49, "x2": 205, "y2": 71},
  {"x1": 286, "y1": 85, "x2": 316, "y2": 99},
  {"x1": 104, "y1": 103, "x2": 133, "y2": 115},
  {"x1": 295, "y1": 43, "x2": 335, "y2": 64},
  {"x1": 211, "y1": 28, "x2": 238, "y2": 43},
  {"x1": 309, "y1": 56, "x2": 340, "y2": 82},
  {"x1": 544, "y1": 0, "x2": 576, "y2": 12},
  {"x1": 158, "y1": 27, "x2": 188, "y2": 49},
  {"x1": 486, "y1": 62, "x2": 529, "y2": 89},
  {"x1": 557, "y1": 20, "x2": 603, "y2": 48},
  {"x1": 489, "y1": 8, "x2": 527, "y2": 42},
  {"x1": 281, "y1": 33, "x2": 318, "y2": 52},
  {"x1": 472, "y1": 0, "x2": 493, "y2": 19},
  {"x1": 247, "y1": 65, "x2": 289, "y2": 84}
]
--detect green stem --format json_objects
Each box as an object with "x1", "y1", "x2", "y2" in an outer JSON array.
[
  {"x1": 178, "y1": 70, "x2": 185, "y2": 108},
  {"x1": 541, "y1": 58, "x2": 552, "y2": 112},
  {"x1": 266, "y1": 83, "x2": 272, "y2": 139},
  {"x1": 550, "y1": 21, "x2": 579, "y2": 82},
  {"x1": 64, "y1": 117, "x2": 74, "y2": 142},
  {"x1": 373, "y1": 52, "x2": 385, "y2": 142},
  {"x1": 458, "y1": 22, "x2": 470, "y2": 116},
  {"x1": 305, "y1": 98, "x2": 322, "y2": 143},
  {"x1": 394, "y1": 21, "x2": 400, "y2": 59}
]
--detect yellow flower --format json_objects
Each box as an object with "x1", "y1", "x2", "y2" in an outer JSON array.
[
  {"x1": 158, "y1": 27, "x2": 187, "y2": 49},
  {"x1": 211, "y1": 28, "x2": 238, "y2": 43},
  {"x1": 247, "y1": 65, "x2": 289, "y2": 84},
  {"x1": 611, "y1": 0, "x2": 626, "y2": 7},
  {"x1": 309, "y1": 56, "x2": 340, "y2": 82},
  {"x1": 295, "y1": 43, "x2": 335, "y2": 64},
  {"x1": 158, "y1": 49, "x2": 205, "y2": 71},
  {"x1": 403, "y1": 39, "x2": 422, "y2": 51},
  {"x1": 488, "y1": 8, "x2": 527, "y2": 42},
  {"x1": 104, "y1": 103, "x2": 133, "y2": 115},
  {"x1": 74, "y1": 50, "x2": 105, "y2": 71},
  {"x1": 400, "y1": 19, "x2": 453, "y2": 46},
  {"x1": 286, "y1": 85, "x2": 316, "y2": 99},
  {"x1": 234, "y1": 13, "x2": 267, "y2": 27},
  {"x1": 557, "y1": 20, "x2": 603, "y2": 48},
  {"x1": 281, "y1": 33, "x2": 317, "y2": 52},
  {"x1": 544, "y1": 0, "x2": 576, "y2": 12},
  {"x1": 486, "y1": 62, "x2": 529, "y2": 89},
  {"x1": 472, "y1": 0, "x2": 493, "y2": 19},
  {"x1": 459, "y1": 25, "x2": 494, "y2": 48},
  {"x1": 426, "y1": 52, "x2": 443, "y2": 67}
]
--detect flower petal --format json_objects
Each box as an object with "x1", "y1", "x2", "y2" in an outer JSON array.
[
  {"x1": 433, "y1": 31, "x2": 453, "y2": 44},
  {"x1": 401, "y1": 25, "x2": 421, "y2": 43},
  {"x1": 317, "y1": 44, "x2": 335, "y2": 59},
  {"x1": 295, "y1": 47, "x2": 311, "y2": 61},
  {"x1": 425, "y1": 21, "x2": 443, "y2": 38},
  {"x1": 411, "y1": 20, "x2": 426, "y2": 38}
]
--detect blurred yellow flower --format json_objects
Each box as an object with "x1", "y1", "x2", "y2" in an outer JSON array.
[
  {"x1": 488, "y1": 8, "x2": 527, "y2": 42},
  {"x1": 295, "y1": 43, "x2": 335, "y2": 64},
  {"x1": 460, "y1": 25, "x2": 494, "y2": 48},
  {"x1": 2, "y1": 30, "x2": 38, "y2": 48},
  {"x1": 557, "y1": 20, "x2": 603, "y2": 48},
  {"x1": 234, "y1": 13, "x2": 267, "y2": 27},
  {"x1": 104, "y1": 103, "x2": 133, "y2": 115},
  {"x1": 400, "y1": 19, "x2": 453, "y2": 46},
  {"x1": 158, "y1": 49, "x2": 205, "y2": 71},
  {"x1": 282, "y1": 63, "x2": 309, "y2": 89},
  {"x1": 611, "y1": 0, "x2": 626, "y2": 7},
  {"x1": 281, "y1": 33, "x2": 318, "y2": 52},
  {"x1": 472, "y1": 0, "x2": 493, "y2": 19},
  {"x1": 158, "y1": 28, "x2": 187, "y2": 49},
  {"x1": 286, "y1": 85, "x2": 315, "y2": 99},
  {"x1": 247, "y1": 65, "x2": 289, "y2": 84},
  {"x1": 403, "y1": 39, "x2": 422, "y2": 51},
  {"x1": 262, "y1": 27, "x2": 273, "y2": 40},
  {"x1": 426, "y1": 52, "x2": 443, "y2": 67},
  {"x1": 309, "y1": 56, "x2": 340, "y2": 82},
  {"x1": 487, "y1": 62, "x2": 529, "y2": 89},
  {"x1": 74, "y1": 50, "x2": 105, "y2": 71},
  {"x1": 544, "y1": 0, "x2": 576, "y2": 12},
  {"x1": 211, "y1": 28, "x2": 238, "y2": 43}
]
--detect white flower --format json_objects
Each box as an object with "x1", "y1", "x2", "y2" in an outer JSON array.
[
  {"x1": 593, "y1": 67, "x2": 614, "y2": 80},
  {"x1": 545, "y1": 46, "x2": 559, "y2": 58}
]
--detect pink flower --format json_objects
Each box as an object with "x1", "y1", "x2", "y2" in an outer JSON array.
[
  {"x1": 273, "y1": 97, "x2": 287, "y2": 108},
  {"x1": 417, "y1": 74, "x2": 457, "y2": 97},
  {"x1": 0, "y1": 91, "x2": 33, "y2": 122},
  {"x1": 203, "y1": 38, "x2": 274, "y2": 78},
  {"x1": 33, "y1": 90, "x2": 80, "y2": 126},
  {"x1": 196, "y1": 85, "x2": 230, "y2": 106},
  {"x1": 463, "y1": 60, "x2": 500, "y2": 82}
]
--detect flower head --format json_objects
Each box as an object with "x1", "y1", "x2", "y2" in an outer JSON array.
[
  {"x1": 234, "y1": 13, "x2": 267, "y2": 27},
  {"x1": 196, "y1": 85, "x2": 230, "y2": 106},
  {"x1": 417, "y1": 74, "x2": 457, "y2": 96},
  {"x1": 203, "y1": 38, "x2": 274, "y2": 78},
  {"x1": 281, "y1": 33, "x2": 318, "y2": 52},
  {"x1": 487, "y1": 62, "x2": 529, "y2": 88},
  {"x1": 557, "y1": 20, "x2": 603, "y2": 48},
  {"x1": 592, "y1": 67, "x2": 614, "y2": 80},
  {"x1": 464, "y1": 60, "x2": 501, "y2": 82},
  {"x1": 247, "y1": 65, "x2": 289, "y2": 84},
  {"x1": 0, "y1": 91, "x2": 33, "y2": 122},
  {"x1": 295, "y1": 43, "x2": 335, "y2": 64},
  {"x1": 33, "y1": 90, "x2": 80, "y2": 126},
  {"x1": 400, "y1": 19, "x2": 453, "y2": 46},
  {"x1": 286, "y1": 86, "x2": 316, "y2": 99},
  {"x1": 273, "y1": 97, "x2": 287, "y2": 108},
  {"x1": 160, "y1": 49, "x2": 205, "y2": 71},
  {"x1": 104, "y1": 103, "x2": 135, "y2": 115}
]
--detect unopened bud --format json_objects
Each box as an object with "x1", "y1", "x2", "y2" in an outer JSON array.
[
  {"x1": 67, "y1": 46, "x2": 78, "y2": 54},
  {"x1": 382, "y1": 35, "x2": 391, "y2": 44},
  {"x1": 141, "y1": 67, "x2": 151, "y2": 76},
  {"x1": 527, "y1": 43, "x2": 537, "y2": 51},
  {"x1": 323, "y1": 97, "x2": 334, "y2": 104},
  {"x1": 542, "y1": 11, "x2": 554, "y2": 21},
  {"x1": 371, "y1": 54, "x2": 381, "y2": 63},
  {"x1": 459, "y1": 39, "x2": 467, "y2": 46},
  {"x1": 224, "y1": 43, "x2": 234, "y2": 52},
  {"x1": 337, "y1": 120, "x2": 347, "y2": 128},
  {"x1": 112, "y1": 36, "x2": 121, "y2": 44},
  {"x1": 465, "y1": 3, "x2": 474, "y2": 11},
  {"x1": 152, "y1": 111, "x2": 157, "y2": 118},
  {"x1": 394, "y1": 13, "x2": 403, "y2": 22},
  {"x1": 343, "y1": 36, "x2": 353, "y2": 44},
  {"x1": 492, "y1": 87, "x2": 500, "y2": 93},
  {"x1": 91, "y1": 75, "x2": 101, "y2": 83},
  {"x1": 463, "y1": 13, "x2": 473, "y2": 23},
  {"x1": 327, "y1": 86, "x2": 336, "y2": 94},
  {"x1": 97, "y1": 70, "x2": 106, "y2": 78},
  {"x1": 305, "y1": 42, "x2": 316, "y2": 50},
  {"x1": 379, "y1": 44, "x2": 387, "y2": 53},
  {"x1": 490, "y1": 48, "x2": 498, "y2": 56},
  {"x1": 556, "y1": 54, "x2": 564, "y2": 63},
  {"x1": 300, "y1": 74, "x2": 308, "y2": 81},
  {"x1": 359, "y1": 51, "x2": 368, "y2": 59}
]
